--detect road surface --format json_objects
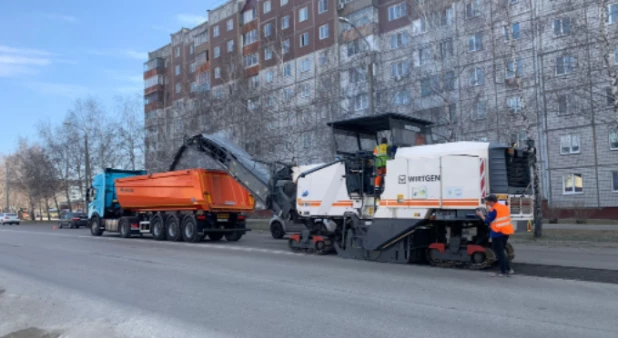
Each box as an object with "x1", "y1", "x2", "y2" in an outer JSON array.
[{"x1": 1, "y1": 223, "x2": 618, "y2": 338}]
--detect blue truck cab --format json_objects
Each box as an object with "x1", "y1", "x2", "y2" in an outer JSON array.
[{"x1": 88, "y1": 168, "x2": 146, "y2": 235}]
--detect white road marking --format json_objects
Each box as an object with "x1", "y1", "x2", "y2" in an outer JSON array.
[{"x1": 0, "y1": 228, "x2": 302, "y2": 257}]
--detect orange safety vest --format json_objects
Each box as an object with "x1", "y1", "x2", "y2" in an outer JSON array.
[{"x1": 489, "y1": 203, "x2": 515, "y2": 235}]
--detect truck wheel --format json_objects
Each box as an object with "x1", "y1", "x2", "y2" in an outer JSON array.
[
  {"x1": 270, "y1": 221, "x2": 285, "y2": 239},
  {"x1": 151, "y1": 214, "x2": 166, "y2": 241},
  {"x1": 181, "y1": 216, "x2": 201, "y2": 242},
  {"x1": 119, "y1": 217, "x2": 131, "y2": 238},
  {"x1": 90, "y1": 216, "x2": 102, "y2": 236},
  {"x1": 225, "y1": 231, "x2": 243, "y2": 242},
  {"x1": 166, "y1": 214, "x2": 183, "y2": 242},
  {"x1": 208, "y1": 232, "x2": 224, "y2": 241}
]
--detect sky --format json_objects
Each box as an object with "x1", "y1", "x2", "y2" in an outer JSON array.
[{"x1": 0, "y1": 0, "x2": 219, "y2": 155}]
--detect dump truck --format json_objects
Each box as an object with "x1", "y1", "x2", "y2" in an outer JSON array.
[
  {"x1": 170, "y1": 113, "x2": 539, "y2": 269},
  {"x1": 87, "y1": 168, "x2": 254, "y2": 242}
]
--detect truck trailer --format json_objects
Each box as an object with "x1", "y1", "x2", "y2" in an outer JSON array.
[
  {"x1": 87, "y1": 168, "x2": 254, "y2": 242},
  {"x1": 170, "y1": 113, "x2": 538, "y2": 269}
]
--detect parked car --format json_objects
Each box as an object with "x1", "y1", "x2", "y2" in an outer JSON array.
[
  {"x1": 58, "y1": 212, "x2": 88, "y2": 229},
  {"x1": 0, "y1": 213, "x2": 20, "y2": 225}
]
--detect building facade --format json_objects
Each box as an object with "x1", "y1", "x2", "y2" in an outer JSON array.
[{"x1": 144, "y1": 0, "x2": 618, "y2": 210}]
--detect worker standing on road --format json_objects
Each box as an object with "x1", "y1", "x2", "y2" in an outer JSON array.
[
  {"x1": 476, "y1": 195, "x2": 515, "y2": 277},
  {"x1": 373, "y1": 137, "x2": 391, "y2": 192}
]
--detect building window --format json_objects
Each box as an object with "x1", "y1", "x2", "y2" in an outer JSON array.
[
  {"x1": 440, "y1": 39, "x2": 454, "y2": 59},
  {"x1": 265, "y1": 47, "x2": 273, "y2": 60},
  {"x1": 444, "y1": 71, "x2": 456, "y2": 91},
  {"x1": 612, "y1": 171, "x2": 618, "y2": 192},
  {"x1": 299, "y1": 83, "x2": 310, "y2": 97},
  {"x1": 466, "y1": 0, "x2": 481, "y2": 18},
  {"x1": 281, "y1": 16, "x2": 290, "y2": 30},
  {"x1": 266, "y1": 70, "x2": 274, "y2": 83},
  {"x1": 244, "y1": 53, "x2": 259, "y2": 68},
  {"x1": 263, "y1": 0, "x2": 271, "y2": 14},
  {"x1": 175, "y1": 64, "x2": 181, "y2": 76},
  {"x1": 610, "y1": 129, "x2": 618, "y2": 150},
  {"x1": 283, "y1": 63, "x2": 292, "y2": 77},
  {"x1": 507, "y1": 96, "x2": 522, "y2": 112},
  {"x1": 213, "y1": 26, "x2": 220, "y2": 37},
  {"x1": 415, "y1": 46, "x2": 431, "y2": 66},
  {"x1": 215, "y1": 67, "x2": 221, "y2": 79},
  {"x1": 190, "y1": 63, "x2": 196, "y2": 73},
  {"x1": 319, "y1": 24, "x2": 329, "y2": 39},
  {"x1": 283, "y1": 87, "x2": 294, "y2": 101},
  {"x1": 469, "y1": 67, "x2": 485, "y2": 86},
  {"x1": 615, "y1": 46, "x2": 618, "y2": 64},
  {"x1": 318, "y1": 0, "x2": 328, "y2": 14},
  {"x1": 421, "y1": 76, "x2": 439, "y2": 97},
  {"x1": 412, "y1": 18, "x2": 427, "y2": 35},
  {"x1": 244, "y1": 30, "x2": 258, "y2": 46},
  {"x1": 300, "y1": 32, "x2": 309, "y2": 47},
  {"x1": 607, "y1": 4, "x2": 618, "y2": 24},
  {"x1": 390, "y1": 31, "x2": 409, "y2": 49},
  {"x1": 189, "y1": 45, "x2": 194, "y2": 55},
  {"x1": 563, "y1": 173, "x2": 583, "y2": 194},
  {"x1": 264, "y1": 23, "x2": 272, "y2": 37},
  {"x1": 504, "y1": 22, "x2": 520, "y2": 40},
  {"x1": 265, "y1": 95, "x2": 275, "y2": 107},
  {"x1": 354, "y1": 94, "x2": 368, "y2": 111},
  {"x1": 300, "y1": 58, "x2": 311, "y2": 72},
  {"x1": 468, "y1": 32, "x2": 483, "y2": 52},
  {"x1": 506, "y1": 58, "x2": 523, "y2": 78},
  {"x1": 556, "y1": 56, "x2": 576, "y2": 75},
  {"x1": 347, "y1": 40, "x2": 367, "y2": 57},
  {"x1": 175, "y1": 83, "x2": 181, "y2": 94},
  {"x1": 560, "y1": 134, "x2": 580, "y2": 154},
  {"x1": 227, "y1": 19, "x2": 233, "y2": 31},
  {"x1": 553, "y1": 17, "x2": 571, "y2": 36},
  {"x1": 349, "y1": 67, "x2": 366, "y2": 83},
  {"x1": 282, "y1": 39, "x2": 290, "y2": 54},
  {"x1": 248, "y1": 98, "x2": 259, "y2": 111},
  {"x1": 391, "y1": 61, "x2": 408, "y2": 78},
  {"x1": 392, "y1": 90, "x2": 410, "y2": 106},
  {"x1": 319, "y1": 51, "x2": 328, "y2": 65},
  {"x1": 281, "y1": 0, "x2": 288, "y2": 6},
  {"x1": 214, "y1": 46, "x2": 220, "y2": 58},
  {"x1": 227, "y1": 40, "x2": 234, "y2": 52},
  {"x1": 558, "y1": 94, "x2": 576, "y2": 115},
  {"x1": 243, "y1": 8, "x2": 256, "y2": 24},
  {"x1": 190, "y1": 82, "x2": 198, "y2": 93},
  {"x1": 474, "y1": 99, "x2": 488, "y2": 119},
  {"x1": 299, "y1": 7, "x2": 308, "y2": 22},
  {"x1": 175, "y1": 47, "x2": 180, "y2": 57},
  {"x1": 388, "y1": 3, "x2": 407, "y2": 21}
]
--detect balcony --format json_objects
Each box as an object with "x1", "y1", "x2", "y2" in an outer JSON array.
[
  {"x1": 144, "y1": 92, "x2": 163, "y2": 113},
  {"x1": 143, "y1": 57, "x2": 165, "y2": 79},
  {"x1": 144, "y1": 75, "x2": 164, "y2": 95}
]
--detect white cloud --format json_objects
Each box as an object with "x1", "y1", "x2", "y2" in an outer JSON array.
[
  {"x1": 21, "y1": 81, "x2": 89, "y2": 98},
  {"x1": 41, "y1": 13, "x2": 77, "y2": 23},
  {"x1": 0, "y1": 45, "x2": 54, "y2": 78},
  {"x1": 176, "y1": 14, "x2": 207, "y2": 26},
  {"x1": 87, "y1": 49, "x2": 147, "y2": 61}
]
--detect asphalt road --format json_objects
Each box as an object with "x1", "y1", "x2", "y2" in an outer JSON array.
[{"x1": 1, "y1": 224, "x2": 618, "y2": 338}]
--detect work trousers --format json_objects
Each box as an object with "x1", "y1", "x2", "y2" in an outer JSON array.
[
  {"x1": 375, "y1": 167, "x2": 386, "y2": 188},
  {"x1": 491, "y1": 235, "x2": 510, "y2": 274}
]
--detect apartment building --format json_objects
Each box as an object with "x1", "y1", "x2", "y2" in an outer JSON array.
[{"x1": 144, "y1": 0, "x2": 618, "y2": 211}]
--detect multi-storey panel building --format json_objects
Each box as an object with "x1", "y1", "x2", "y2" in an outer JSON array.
[{"x1": 144, "y1": 0, "x2": 618, "y2": 212}]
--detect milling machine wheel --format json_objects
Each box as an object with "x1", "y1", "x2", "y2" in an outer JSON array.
[
  {"x1": 288, "y1": 238, "x2": 302, "y2": 253},
  {"x1": 425, "y1": 248, "x2": 441, "y2": 267},
  {"x1": 314, "y1": 238, "x2": 332, "y2": 255}
]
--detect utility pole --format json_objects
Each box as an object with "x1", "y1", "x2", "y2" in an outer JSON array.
[
  {"x1": 338, "y1": 17, "x2": 375, "y2": 115},
  {"x1": 5, "y1": 161, "x2": 8, "y2": 212}
]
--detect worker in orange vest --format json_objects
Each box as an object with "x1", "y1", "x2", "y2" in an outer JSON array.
[
  {"x1": 373, "y1": 137, "x2": 391, "y2": 192},
  {"x1": 476, "y1": 195, "x2": 515, "y2": 277}
]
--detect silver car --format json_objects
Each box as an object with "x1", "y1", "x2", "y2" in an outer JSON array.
[{"x1": 0, "y1": 213, "x2": 20, "y2": 225}]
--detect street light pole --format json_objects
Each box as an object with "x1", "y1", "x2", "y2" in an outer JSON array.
[
  {"x1": 338, "y1": 17, "x2": 375, "y2": 115},
  {"x1": 5, "y1": 161, "x2": 8, "y2": 212}
]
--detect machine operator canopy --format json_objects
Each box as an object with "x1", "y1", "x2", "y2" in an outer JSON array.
[{"x1": 327, "y1": 113, "x2": 433, "y2": 156}]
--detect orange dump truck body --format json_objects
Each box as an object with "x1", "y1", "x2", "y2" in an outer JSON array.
[{"x1": 114, "y1": 169, "x2": 254, "y2": 213}]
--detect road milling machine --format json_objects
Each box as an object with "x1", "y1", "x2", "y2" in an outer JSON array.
[{"x1": 170, "y1": 113, "x2": 538, "y2": 269}]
